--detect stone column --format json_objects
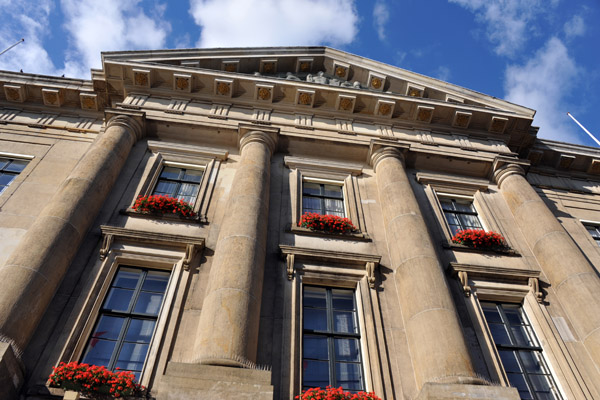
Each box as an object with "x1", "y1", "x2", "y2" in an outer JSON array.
[
  {"x1": 195, "y1": 128, "x2": 277, "y2": 367},
  {"x1": 495, "y1": 163, "x2": 600, "y2": 370},
  {"x1": 371, "y1": 147, "x2": 482, "y2": 389},
  {"x1": 0, "y1": 112, "x2": 144, "y2": 356}
]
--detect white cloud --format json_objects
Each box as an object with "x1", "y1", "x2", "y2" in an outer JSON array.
[
  {"x1": 505, "y1": 37, "x2": 581, "y2": 143},
  {"x1": 59, "y1": 0, "x2": 171, "y2": 78},
  {"x1": 448, "y1": 0, "x2": 555, "y2": 57},
  {"x1": 0, "y1": 1, "x2": 57, "y2": 75},
  {"x1": 434, "y1": 66, "x2": 451, "y2": 82},
  {"x1": 189, "y1": 0, "x2": 358, "y2": 48},
  {"x1": 373, "y1": 1, "x2": 389, "y2": 41},
  {"x1": 564, "y1": 15, "x2": 585, "y2": 39}
]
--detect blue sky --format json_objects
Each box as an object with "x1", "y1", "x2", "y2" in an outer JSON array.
[{"x1": 1, "y1": 0, "x2": 599, "y2": 147}]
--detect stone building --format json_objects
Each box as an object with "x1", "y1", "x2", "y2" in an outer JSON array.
[{"x1": 0, "y1": 47, "x2": 599, "y2": 400}]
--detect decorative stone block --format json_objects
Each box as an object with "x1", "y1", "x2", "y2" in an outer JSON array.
[
  {"x1": 415, "y1": 105, "x2": 434, "y2": 123},
  {"x1": 42, "y1": 88, "x2": 63, "y2": 107},
  {"x1": 375, "y1": 99, "x2": 395, "y2": 117},
  {"x1": 222, "y1": 60, "x2": 239, "y2": 73},
  {"x1": 79, "y1": 93, "x2": 98, "y2": 111},
  {"x1": 180, "y1": 60, "x2": 200, "y2": 68},
  {"x1": 332, "y1": 61, "x2": 350, "y2": 80},
  {"x1": 452, "y1": 111, "x2": 472, "y2": 128},
  {"x1": 214, "y1": 79, "x2": 234, "y2": 97},
  {"x1": 336, "y1": 94, "x2": 356, "y2": 112},
  {"x1": 295, "y1": 89, "x2": 315, "y2": 107},
  {"x1": 260, "y1": 59, "x2": 277, "y2": 74},
  {"x1": 407, "y1": 84, "x2": 425, "y2": 97},
  {"x1": 255, "y1": 84, "x2": 274, "y2": 102},
  {"x1": 132, "y1": 69, "x2": 151, "y2": 88},
  {"x1": 367, "y1": 72, "x2": 386, "y2": 91},
  {"x1": 3, "y1": 84, "x2": 25, "y2": 102},
  {"x1": 489, "y1": 115, "x2": 508, "y2": 133},
  {"x1": 588, "y1": 159, "x2": 600, "y2": 174},
  {"x1": 557, "y1": 154, "x2": 575, "y2": 169},
  {"x1": 173, "y1": 73, "x2": 192, "y2": 92},
  {"x1": 296, "y1": 58, "x2": 314, "y2": 73},
  {"x1": 446, "y1": 94, "x2": 463, "y2": 103}
]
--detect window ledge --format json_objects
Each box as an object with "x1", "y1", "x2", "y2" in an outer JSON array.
[
  {"x1": 289, "y1": 225, "x2": 371, "y2": 241},
  {"x1": 121, "y1": 208, "x2": 207, "y2": 223},
  {"x1": 443, "y1": 241, "x2": 520, "y2": 257}
]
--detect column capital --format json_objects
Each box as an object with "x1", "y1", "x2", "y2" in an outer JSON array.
[
  {"x1": 104, "y1": 109, "x2": 146, "y2": 141},
  {"x1": 370, "y1": 146, "x2": 404, "y2": 173},
  {"x1": 492, "y1": 156, "x2": 529, "y2": 188},
  {"x1": 367, "y1": 139, "x2": 409, "y2": 173},
  {"x1": 238, "y1": 124, "x2": 279, "y2": 156}
]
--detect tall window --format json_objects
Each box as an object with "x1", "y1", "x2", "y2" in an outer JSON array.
[
  {"x1": 481, "y1": 302, "x2": 562, "y2": 400},
  {"x1": 81, "y1": 267, "x2": 170, "y2": 380},
  {"x1": 302, "y1": 286, "x2": 364, "y2": 392},
  {"x1": 583, "y1": 224, "x2": 600, "y2": 247},
  {"x1": 0, "y1": 157, "x2": 28, "y2": 195},
  {"x1": 302, "y1": 182, "x2": 345, "y2": 217},
  {"x1": 152, "y1": 166, "x2": 203, "y2": 205},
  {"x1": 439, "y1": 197, "x2": 483, "y2": 235}
]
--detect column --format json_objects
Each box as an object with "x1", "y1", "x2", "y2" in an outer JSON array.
[
  {"x1": 371, "y1": 147, "x2": 482, "y2": 389},
  {"x1": 495, "y1": 163, "x2": 600, "y2": 370},
  {"x1": 0, "y1": 112, "x2": 144, "y2": 356},
  {"x1": 195, "y1": 129, "x2": 277, "y2": 367}
]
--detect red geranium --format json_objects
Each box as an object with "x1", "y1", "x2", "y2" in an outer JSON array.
[
  {"x1": 299, "y1": 213, "x2": 356, "y2": 234},
  {"x1": 48, "y1": 362, "x2": 147, "y2": 398},
  {"x1": 133, "y1": 195, "x2": 195, "y2": 218},
  {"x1": 451, "y1": 229, "x2": 507, "y2": 250},
  {"x1": 297, "y1": 386, "x2": 381, "y2": 400}
]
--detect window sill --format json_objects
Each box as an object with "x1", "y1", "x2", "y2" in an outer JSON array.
[
  {"x1": 121, "y1": 208, "x2": 207, "y2": 223},
  {"x1": 289, "y1": 225, "x2": 371, "y2": 241},
  {"x1": 443, "y1": 241, "x2": 520, "y2": 256}
]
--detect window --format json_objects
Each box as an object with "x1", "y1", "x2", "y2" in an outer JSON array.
[
  {"x1": 583, "y1": 224, "x2": 600, "y2": 247},
  {"x1": 152, "y1": 165, "x2": 203, "y2": 205},
  {"x1": 0, "y1": 157, "x2": 28, "y2": 195},
  {"x1": 302, "y1": 286, "x2": 364, "y2": 392},
  {"x1": 81, "y1": 266, "x2": 170, "y2": 380},
  {"x1": 302, "y1": 181, "x2": 345, "y2": 217},
  {"x1": 439, "y1": 197, "x2": 483, "y2": 235},
  {"x1": 481, "y1": 302, "x2": 562, "y2": 400}
]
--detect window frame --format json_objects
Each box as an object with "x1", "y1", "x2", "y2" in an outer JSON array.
[
  {"x1": 580, "y1": 220, "x2": 600, "y2": 248},
  {"x1": 301, "y1": 177, "x2": 347, "y2": 218},
  {"x1": 0, "y1": 152, "x2": 34, "y2": 201},
  {"x1": 150, "y1": 161, "x2": 205, "y2": 206},
  {"x1": 437, "y1": 194, "x2": 485, "y2": 236}
]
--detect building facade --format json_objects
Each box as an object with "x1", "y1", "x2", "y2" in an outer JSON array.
[{"x1": 0, "y1": 47, "x2": 599, "y2": 399}]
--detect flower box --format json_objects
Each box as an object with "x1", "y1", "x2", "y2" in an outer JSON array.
[
  {"x1": 297, "y1": 386, "x2": 381, "y2": 400},
  {"x1": 299, "y1": 212, "x2": 356, "y2": 235},
  {"x1": 451, "y1": 229, "x2": 508, "y2": 251},
  {"x1": 48, "y1": 362, "x2": 147, "y2": 399},
  {"x1": 133, "y1": 195, "x2": 195, "y2": 218}
]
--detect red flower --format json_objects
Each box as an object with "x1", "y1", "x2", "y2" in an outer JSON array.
[
  {"x1": 299, "y1": 213, "x2": 356, "y2": 234},
  {"x1": 451, "y1": 229, "x2": 507, "y2": 250},
  {"x1": 133, "y1": 194, "x2": 196, "y2": 218}
]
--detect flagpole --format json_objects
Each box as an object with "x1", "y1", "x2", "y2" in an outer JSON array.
[
  {"x1": 567, "y1": 112, "x2": 600, "y2": 147},
  {"x1": 0, "y1": 38, "x2": 24, "y2": 57}
]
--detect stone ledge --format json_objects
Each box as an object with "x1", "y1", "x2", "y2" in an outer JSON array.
[
  {"x1": 289, "y1": 225, "x2": 371, "y2": 241},
  {"x1": 416, "y1": 383, "x2": 520, "y2": 400}
]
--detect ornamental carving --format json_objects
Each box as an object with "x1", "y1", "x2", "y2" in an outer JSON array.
[
  {"x1": 490, "y1": 117, "x2": 507, "y2": 133},
  {"x1": 378, "y1": 103, "x2": 391, "y2": 116},
  {"x1": 262, "y1": 62, "x2": 275, "y2": 73},
  {"x1": 409, "y1": 88, "x2": 421, "y2": 97},
  {"x1": 258, "y1": 87, "x2": 271, "y2": 100},
  {"x1": 81, "y1": 96, "x2": 96, "y2": 110},
  {"x1": 335, "y1": 66, "x2": 347, "y2": 77},
  {"x1": 5, "y1": 87, "x2": 20, "y2": 101},
  {"x1": 298, "y1": 92, "x2": 312, "y2": 105},
  {"x1": 134, "y1": 72, "x2": 148, "y2": 86},
  {"x1": 217, "y1": 82, "x2": 230, "y2": 95},
  {"x1": 224, "y1": 63, "x2": 237, "y2": 72},
  {"x1": 371, "y1": 77, "x2": 382, "y2": 89},
  {"x1": 176, "y1": 77, "x2": 189, "y2": 90},
  {"x1": 44, "y1": 92, "x2": 58, "y2": 105},
  {"x1": 417, "y1": 107, "x2": 433, "y2": 122},
  {"x1": 339, "y1": 97, "x2": 353, "y2": 111},
  {"x1": 455, "y1": 114, "x2": 470, "y2": 127},
  {"x1": 299, "y1": 61, "x2": 311, "y2": 72}
]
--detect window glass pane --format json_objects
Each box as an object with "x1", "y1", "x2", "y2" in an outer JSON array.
[
  {"x1": 154, "y1": 180, "x2": 178, "y2": 196},
  {"x1": 335, "y1": 338, "x2": 360, "y2": 362},
  {"x1": 335, "y1": 362, "x2": 363, "y2": 391},
  {"x1": 511, "y1": 325, "x2": 536, "y2": 347},
  {"x1": 440, "y1": 200, "x2": 454, "y2": 211},
  {"x1": 453, "y1": 201, "x2": 474, "y2": 213},
  {"x1": 142, "y1": 271, "x2": 170, "y2": 293},
  {"x1": 303, "y1": 182, "x2": 321, "y2": 195},
  {"x1": 4, "y1": 160, "x2": 27, "y2": 172},
  {"x1": 302, "y1": 197, "x2": 322, "y2": 213},
  {"x1": 332, "y1": 290, "x2": 354, "y2": 310},
  {"x1": 324, "y1": 198, "x2": 344, "y2": 215},
  {"x1": 82, "y1": 339, "x2": 116, "y2": 368},
  {"x1": 92, "y1": 315, "x2": 125, "y2": 340},
  {"x1": 0, "y1": 159, "x2": 8, "y2": 169},
  {"x1": 499, "y1": 350, "x2": 522, "y2": 373},
  {"x1": 519, "y1": 351, "x2": 546, "y2": 374},
  {"x1": 507, "y1": 373, "x2": 533, "y2": 399},
  {"x1": 459, "y1": 214, "x2": 483, "y2": 229},
  {"x1": 504, "y1": 307, "x2": 525, "y2": 325},
  {"x1": 125, "y1": 319, "x2": 156, "y2": 343},
  {"x1": 304, "y1": 287, "x2": 327, "y2": 308},
  {"x1": 488, "y1": 323, "x2": 511, "y2": 345},
  {"x1": 133, "y1": 292, "x2": 164, "y2": 315},
  {"x1": 443, "y1": 212, "x2": 460, "y2": 227},
  {"x1": 333, "y1": 311, "x2": 356, "y2": 334},
  {"x1": 0, "y1": 174, "x2": 16, "y2": 186},
  {"x1": 304, "y1": 308, "x2": 328, "y2": 331},
  {"x1": 160, "y1": 167, "x2": 181, "y2": 180},
  {"x1": 303, "y1": 335, "x2": 328, "y2": 360},
  {"x1": 303, "y1": 360, "x2": 330, "y2": 388},
  {"x1": 115, "y1": 342, "x2": 149, "y2": 372},
  {"x1": 481, "y1": 304, "x2": 503, "y2": 323},
  {"x1": 113, "y1": 268, "x2": 141, "y2": 289},
  {"x1": 103, "y1": 288, "x2": 134, "y2": 312},
  {"x1": 182, "y1": 169, "x2": 203, "y2": 182},
  {"x1": 323, "y1": 185, "x2": 343, "y2": 198},
  {"x1": 177, "y1": 182, "x2": 199, "y2": 198}
]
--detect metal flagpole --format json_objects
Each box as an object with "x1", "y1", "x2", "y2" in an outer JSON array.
[
  {"x1": 0, "y1": 38, "x2": 24, "y2": 57},
  {"x1": 567, "y1": 112, "x2": 600, "y2": 147}
]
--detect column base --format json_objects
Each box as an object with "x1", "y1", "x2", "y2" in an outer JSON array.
[
  {"x1": 156, "y1": 362, "x2": 273, "y2": 400},
  {"x1": 416, "y1": 382, "x2": 520, "y2": 400},
  {"x1": 0, "y1": 342, "x2": 24, "y2": 400}
]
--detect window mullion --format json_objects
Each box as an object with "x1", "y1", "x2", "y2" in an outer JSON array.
[{"x1": 108, "y1": 317, "x2": 131, "y2": 371}]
